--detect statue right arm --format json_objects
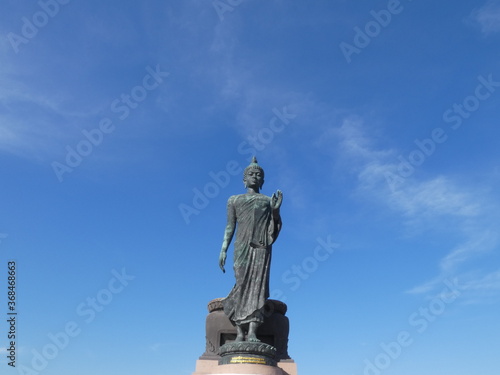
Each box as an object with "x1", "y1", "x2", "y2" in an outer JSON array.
[{"x1": 219, "y1": 197, "x2": 236, "y2": 273}]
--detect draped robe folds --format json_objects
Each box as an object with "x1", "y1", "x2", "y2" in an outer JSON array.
[{"x1": 222, "y1": 193, "x2": 282, "y2": 325}]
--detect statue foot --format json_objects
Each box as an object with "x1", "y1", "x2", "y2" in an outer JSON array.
[
  {"x1": 235, "y1": 334, "x2": 244, "y2": 342},
  {"x1": 235, "y1": 325, "x2": 245, "y2": 342},
  {"x1": 247, "y1": 321, "x2": 261, "y2": 342}
]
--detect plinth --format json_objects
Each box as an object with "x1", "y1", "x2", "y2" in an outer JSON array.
[
  {"x1": 192, "y1": 298, "x2": 297, "y2": 375},
  {"x1": 219, "y1": 341, "x2": 277, "y2": 366}
]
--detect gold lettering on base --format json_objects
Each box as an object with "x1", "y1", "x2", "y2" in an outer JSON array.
[{"x1": 230, "y1": 356, "x2": 266, "y2": 364}]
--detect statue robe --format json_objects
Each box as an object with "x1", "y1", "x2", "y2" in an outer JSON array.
[{"x1": 222, "y1": 193, "x2": 282, "y2": 325}]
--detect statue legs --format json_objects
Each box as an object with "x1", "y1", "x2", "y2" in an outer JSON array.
[
  {"x1": 235, "y1": 325, "x2": 245, "y2": 342},
  {"x1": 247, "y1": 321, "x2": 261, "y2": 342},
  {"x1": 234, "y1": 321, "x2": 261, "y2": 342}
]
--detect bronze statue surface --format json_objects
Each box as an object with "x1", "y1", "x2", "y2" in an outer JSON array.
[{"x1": 219, "y1": 157, "x2": 282, "y2": 342}]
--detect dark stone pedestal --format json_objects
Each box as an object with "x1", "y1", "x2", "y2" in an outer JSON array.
[
  {"x1": 200, "y1": 298, "x2": 293, "y2": 363},
  {"x1": 194, "y1": 298, "x2": 297, "y2": 374}
]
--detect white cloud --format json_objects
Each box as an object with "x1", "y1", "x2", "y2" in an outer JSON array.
[
  {"x1": 0, "y1": 51, "x2": 104, "y2": 162},
  {"x1": 336, "y1": 117, "x2": 393, "y2": 163},
  {"x1": 406, "y1": 276, "x2": 442, "y2": 295},
  {"x1": 329, "y1": 118, "x2": 500, "y2": 302},
  {"x1": 0, "y1": 98, "x2": 78, "y2": 162},
  {"x1": 332, "y1": 118, "x2": 481, "y2": 222},
  {"x1": 440, "y1": 230, "x2": 498, "y2": 272},
  {"x1": 389, "y1": 177, "x2": 480, "y2": 219},
  {"x1": 463, "y1": 269, "x2": 500, "y2": 291},
  {"x1": 470, "y1": 1, "x2": 500, "y2": 35}
]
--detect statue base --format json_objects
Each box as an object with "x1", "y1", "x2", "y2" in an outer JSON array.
[
  {"x1": 218, "y1": 341, "x2": 277, "y2": 366},
  {"x1": 193, "y1": 298, "x2": 298, "y2": 374},
  {"x1": 192, "y1": 359, "x2": 297, "y2": 375},
  {"x1": 199, "y1": 299, "x2": 292, "y2": 361}
]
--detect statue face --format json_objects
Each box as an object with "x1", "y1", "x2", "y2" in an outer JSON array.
[{"x1": 244, "y1": 168, "x2": 264, "y2": 189}]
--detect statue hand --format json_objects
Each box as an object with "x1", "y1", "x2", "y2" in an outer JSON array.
[
  {"x1": 219, "y1": 250, "x2": 227, "y2": 273},
  {"x1": 271, "y1": 190, "x2": 283, "y2": 210}
]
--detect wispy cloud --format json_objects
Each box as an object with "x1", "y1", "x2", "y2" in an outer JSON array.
[
  {"x1": 0, "y1": 83, "x2": 82, "y2": 161},
  {"x1": 440, "y1": 230, "x2": 498, "y2": 272},
  {"x1": 330, "y1": 118, "x2": 482, "y2": 222},
  {"x1": 389, "y1": 177, "x2": 480, "y2": 219},
  {"x1": 470, "y1": 1, "x2": 500, "y2": 36},
  {"x1": 333, "y1": 117, "x2": 393, "y2": 164},
  {"x1": 462, "y1": 269, "x2": 500, "y2": 301},
  {"x1": 0, "y1": 41, "x2": 105, "y2": 162},
  {"x1": 326, "y1": 117, "x2": 500, "y2": 302}
]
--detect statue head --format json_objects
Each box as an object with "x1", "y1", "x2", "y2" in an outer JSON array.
[{"x1": 243, "y1": 156, "x2": 265, "y2": 189}]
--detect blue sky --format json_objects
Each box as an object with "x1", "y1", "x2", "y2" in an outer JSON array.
[{"x1": 1, "y1": 1, "x2": 500, "y2": 374}]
